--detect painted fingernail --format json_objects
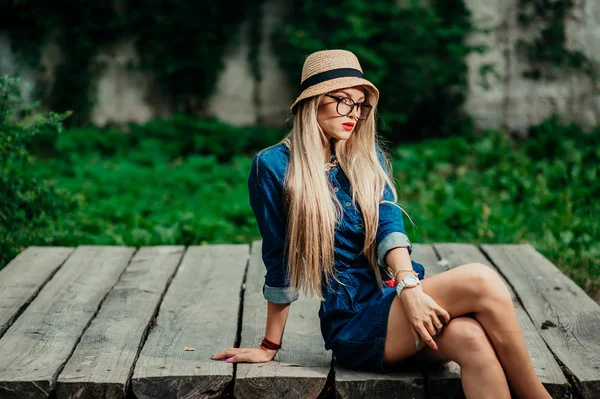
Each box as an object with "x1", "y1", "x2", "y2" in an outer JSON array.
[
  {"x1": 225, "y1": 357, "x2": 234, "y2": 363},
  {"x1": 415, "y1": 340, "x2": 419, "y2": 349},
  {"x1": 210, "y1": 355, "x2": 215, "y2": 359}
]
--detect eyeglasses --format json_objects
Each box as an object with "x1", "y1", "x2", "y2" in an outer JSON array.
[{"x1": 324, "y1": 94, "x2": 373, "y2": 120}]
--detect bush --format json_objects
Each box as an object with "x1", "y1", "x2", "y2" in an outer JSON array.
[
  {"x1": 273, "y1": 0, "x2": 483, "y2": 143},
  {"x1": 392, "y1": 118, "x2": 599, "y2": 293},
  {"x1": 30, "y1": 114, "x2": 287, "y2": 163},
  {"x1": 0, "y1": 76, "x2": 73, "y2": 268}
]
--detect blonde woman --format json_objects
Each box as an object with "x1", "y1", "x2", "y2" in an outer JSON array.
[{"x1": 212, "y1": 50, "x2": 551, "y2": 399}]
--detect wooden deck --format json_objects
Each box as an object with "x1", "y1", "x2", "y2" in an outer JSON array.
[{"x1": 0, "y1": 243, "x2": 598, "y2": 398}]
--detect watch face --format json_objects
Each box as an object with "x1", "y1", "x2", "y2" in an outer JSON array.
[{"x1": 405, "y1": 275, "x2": 419, "y2": 285}]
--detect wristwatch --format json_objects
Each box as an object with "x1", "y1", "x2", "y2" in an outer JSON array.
[{"x1": 396, "y1": 275, "x2": 421, "y2": 297}]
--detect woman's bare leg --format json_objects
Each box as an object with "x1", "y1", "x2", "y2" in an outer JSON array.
[
  {"x1": 383, "y1": 263, "x2": 551, "y2": 399},
  {"x1": 411, "y1": 316, "x2": 510, "y2": 398}
]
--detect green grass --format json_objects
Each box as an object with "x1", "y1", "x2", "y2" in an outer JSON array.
[{"x1": 15, "y1": 116, "x2": 600, "y2": 298}]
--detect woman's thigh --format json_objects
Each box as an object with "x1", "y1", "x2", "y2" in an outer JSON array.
[{"x1": 383, "y1": 262, "x2": 508, "y2": 365}]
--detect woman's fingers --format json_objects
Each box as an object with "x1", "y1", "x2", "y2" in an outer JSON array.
[
  {"x1": 213, "y1": 347, "x2": 275, "y2": 363},
  {"x1": 432, "y1": 316, "x2": 444, "y2": 335},
  {"x1": 211, "y1": 347, "x2": 252, "y2": 360},
  {"x1": 409, "y1": 325, "x2": 421, "y2": 350},
  {"x1": 423, "y1": 319, "x2": 437, "y2": 338},
  {"x1": 228, "y1": 352, "x2": 249, "y2": 363},
  {"x1": 416, "y1": 324, "x2": 438, "y2": 350},
  {"x1": 437, "y1": 306, "x2": 451, "y2": 325}
]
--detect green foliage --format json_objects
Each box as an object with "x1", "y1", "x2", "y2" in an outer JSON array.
[
  {"x1": 517, "y1": 0, "x2": 594, "y2": 78},
  {"x1": 30, "y1": 114, "x2": 286, "y2": 163},
  {"x1": 0, "y1": 76, "x2": 73, "y2": 267},
  {"x1": 392, "y1": 116, "x2": 599, "y2": 293},
  {"x1": 0, "y1": 1, "x2": 256, "y2": 122},
  {"x1": 31, "y1": 154, "x2": 258, "y2": 248},
  {"x1": 10, "y1": 112, "x2": 599, "y2": 296},
  {"x1": 273, "y1": 0, "x2": 483, "y2": 142}
]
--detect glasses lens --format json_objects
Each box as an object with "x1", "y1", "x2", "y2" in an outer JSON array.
[
  {"x1": 337, "y1": 98, "x2": 354, "y2": 116},
  {"x1": 358, "y1": 104, "x2": 372, "y2": 120}
]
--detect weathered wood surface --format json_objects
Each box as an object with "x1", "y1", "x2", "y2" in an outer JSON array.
[
  {"x1": 335, "y1": 366, "x2": 424, "y2": 399},
  {"x1": 0, "y1": 246, "x2": 74, "y2": 338},
  {"x1": 131, "y1": 245, "x2": 248, "y2": 399},
  {"x1": 0, "y1": 246, "x2": 135, "y2": 399},
  {"x1": 481, "y1": 244, "x2": 600, "y2": 398},
  {"x1": 56, "y1": 246, "x2": 184, "y2": 399},
  {"x1": 434, "y1": 243, "x2": 570, "y2": 398},
  {"x1": 235, "y1": 241, "x2": 331, "y2": 399},
  {"x1": 0, "y1": 243, "x2": 598, "y2": 398}
]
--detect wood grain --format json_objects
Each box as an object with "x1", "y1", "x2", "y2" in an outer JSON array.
[
  {"x1": 131, "y1": 245, "x2": 248, "y2": 399},
  {"x1": 56, "y1": 246, "x2": 185, "y2": 399},
  {"x1": 0, "y1": 246, "x2": 135, "y2": 399},
  {"x1": 481, "y1": 244, "x2": 600, "y2": 398},
  {"x1": 435, "y1": 243, "x2": 570, "y2": 398},
  {"x1": 234, "y1": 241, "x2": 331, "y2": 399},
  {"x1": 0, "y1": 246, "x2": 74, "y2": 338}
]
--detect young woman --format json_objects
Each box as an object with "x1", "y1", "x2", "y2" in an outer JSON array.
[{"x1": 212, "y1": 49, "x2": 551, "y2": 398}]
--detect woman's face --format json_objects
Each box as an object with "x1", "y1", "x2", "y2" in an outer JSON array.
[{"x1": 317, "y1": 86, "x2": 366, "y2": 141}]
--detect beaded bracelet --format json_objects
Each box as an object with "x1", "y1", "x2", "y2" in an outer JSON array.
[
  {"x1": 260, "y1": 336, "x2": 282, "y2": 351},
  {"x1": 389, "y1": 268, "x2": 418, "y2": 280}
]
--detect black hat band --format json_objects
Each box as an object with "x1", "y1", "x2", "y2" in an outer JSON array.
[{"x1": 300, "y1": 68, "x2": 363, "y2": 91}]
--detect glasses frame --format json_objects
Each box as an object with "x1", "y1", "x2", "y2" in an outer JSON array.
[{"x1": 324, "y1": 94, "x2": 373, "y2": 120}]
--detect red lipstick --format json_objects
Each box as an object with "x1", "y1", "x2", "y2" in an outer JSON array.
[{"x1": 342, "y1": 122, "x2": 355, "y2": 131}]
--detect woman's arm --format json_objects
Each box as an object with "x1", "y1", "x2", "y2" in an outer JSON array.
[
  {"x1": 212, "y1": 152, "x2": 296, "y2": 364},
  {"x1": 266, "y1": 302, "x2": 291, "y2": 346},
  {"x1": 211, "y1": 301, "x2": 291, "y2": 363}
]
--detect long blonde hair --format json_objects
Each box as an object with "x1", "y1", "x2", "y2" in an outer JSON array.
[{"x1": 261, "y1": 86, "x2": 401, "y2": 300}]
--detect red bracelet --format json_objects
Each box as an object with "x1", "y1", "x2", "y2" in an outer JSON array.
[{"x1": 260, "y1": 337, "x2": 282, "y2": 351}]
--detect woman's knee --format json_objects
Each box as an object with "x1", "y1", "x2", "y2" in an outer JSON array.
[
  {"x1": 459, "y1": 263, "x2": 512, "y2": 306},
  {"x1": 440, "y1": 317, "x2": 496, "y2": 363}
]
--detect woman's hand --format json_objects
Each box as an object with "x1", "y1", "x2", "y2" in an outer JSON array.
[
  {"x1": 211, "y1": 346, "x2": 278, "y2": 363},
  {"x1": 399, "y1": 287, "x2": 451, "y2": 351}
]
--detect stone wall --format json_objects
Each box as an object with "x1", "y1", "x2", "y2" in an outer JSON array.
[
  {"x1": 464, "y1": 0, "x2": 600, "y2": 133},
  {"x1": 1, "y1": 0, "x2": 598, "y2": 133}
]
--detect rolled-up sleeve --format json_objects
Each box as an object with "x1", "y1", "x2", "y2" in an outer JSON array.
[
  {"x1": 248, "y1": 153, "x2": 299, "y2": 304},
  {"x1": 375, "y1": 145, "x2": 413, "y2": 269}
]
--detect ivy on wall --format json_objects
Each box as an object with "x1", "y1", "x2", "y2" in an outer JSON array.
[
  {"x1": 517, "y1": 0, "x2": 594, "y2": 79},
  {"x1": 271, "y1": 0, "x2": 482, "y2": 142},
  {"x1": 0, "y1": 1, "x2": 258, "y2": 124},
  {"x1": 1, "y1": 0, "x2": 483, "y2": 140}
]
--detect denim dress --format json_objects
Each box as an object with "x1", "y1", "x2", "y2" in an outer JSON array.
[{"x1": 247, "y1": 142, "x2": 425, "y2": 373}]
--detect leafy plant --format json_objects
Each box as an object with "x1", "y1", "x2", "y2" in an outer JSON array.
[
  {"x1": 273, "y1": 0, "x2": 483, "y2": 142},
  {"x1": 0, "y1": 75, "x2": 73, "y2": 267}
]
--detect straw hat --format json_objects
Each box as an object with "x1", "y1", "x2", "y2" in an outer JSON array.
[{"x1": 290, "y1": 49, "x2": 379, "y2": 113}]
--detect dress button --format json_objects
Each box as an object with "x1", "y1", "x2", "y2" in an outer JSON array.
[
  {"x1": 358, "y1": 224, "x2": 363, "y2": 229},
  {"x1": 345, "y1": 202, "x2": 351, "y2": 207},
  {"x1": 333, "y1": 187, "x2": 339, "y2": 192}
]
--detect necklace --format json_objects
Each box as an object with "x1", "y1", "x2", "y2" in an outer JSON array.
[{"x1": 282, "y1": 138, "x2": 339, "y2": 171}]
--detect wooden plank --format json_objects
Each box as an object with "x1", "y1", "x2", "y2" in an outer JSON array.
[
  {"x1": 435, "y1": 244, "x2": 571, "y2": 398},
  {"x1": 481, "y1": 244, "x2": 600, "y2": 398},
  {"x1": 56, "y1": 246, "x2": 185, "y2": 399},
  {"x1": 335, "y1": 367, "x2": 423, "y2": 399},
  {"x1": 131, "y1": 244, "x2": 248, "y2": 399},
  {"x1": 334, "y1": 244, "x2": 435, "y2": 399},
  {"x1": 0, "y1": 246, "x2": 135, "y2": 399},
  {"x1": 234, "y1": 241, "x2": 331, "y2": 399},
  {"x1": 0, "y1": 246, "x2": 74, "y2": 338}
]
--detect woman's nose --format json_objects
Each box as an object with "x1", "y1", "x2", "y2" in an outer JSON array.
[{"x1": 349, "y1": 104, "x2": 360, "y2": 119}]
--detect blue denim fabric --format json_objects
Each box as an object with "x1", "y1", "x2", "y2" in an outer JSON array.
[{"x1": 248, "y1": 142, "x2": 425, "y2": 372}]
